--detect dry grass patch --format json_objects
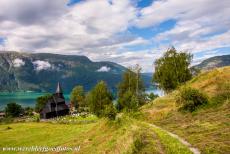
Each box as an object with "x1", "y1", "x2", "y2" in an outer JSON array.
[{"x1": 142, "y1": 67, "x2": 230, "y2": 154}]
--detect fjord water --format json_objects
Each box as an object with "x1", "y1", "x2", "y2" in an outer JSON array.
[
  {"x1": 0, "y1": 88, "x2": 163, "y2": 110},
  {"x1": 0, "y1": 92, "x2": 70, "y2": 110}
]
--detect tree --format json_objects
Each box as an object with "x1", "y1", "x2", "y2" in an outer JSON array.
[
  {"x1": 35, "y1": 94, "x2": 52, "y2": 112},
  {"x1": 70, "y1": 85, "x2": 86, "y2": 110},
  {"x1": 148, "y1": 92, "x2": 159, "y2": 101},
  {"x1": 153, "y1": 47, "x2": 192, "y2": 93},
  {"x1": 5, "y1": 102, "x2": 23, "y2": 117},
  {"x1": 117, "y1": 65, "x2": 146, "y2": 111},
  {"x1": 86, "y1": 81, "x2": 114, "y2": 117}
]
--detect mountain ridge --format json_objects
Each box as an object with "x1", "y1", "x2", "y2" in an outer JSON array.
[
  {"x1": 0, "y1": 51, "x2": 151, "y2": 93},
  {"x1": 193, "y1": 54, "x2": 230, "y2": 71}
]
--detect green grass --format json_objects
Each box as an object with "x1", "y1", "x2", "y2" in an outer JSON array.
[
  {"x1": 142, "y1": 67, "x2": 230, "y2": 154},
  {"x1": 0, "y1": 115, "x2": 140, "y2": 154},
  {"x1": 0, "y1": 114, "x2": 194, "y2": 154},
  {"x1": 0, "y1": 122, "x2": 96, "y2": 154},
  {"x1": 149, "y1": 125, "x2": 192, "y2": 154},
  {"x1": 126, "y1": 121, "x2": 192, "y2": 154},
  {"x1": 1, "y1": 67, "x2": 229, "y2": 154}
]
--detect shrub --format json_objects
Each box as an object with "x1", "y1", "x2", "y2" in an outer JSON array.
[
  {"x1": 5, "y1": 102, "x2": 23, "y2": 117},
  {"x1": 147, "y1": 92, "x2": 159, "y2": 101},
  {"x1": 177, "y1": 87, "x2": 208, "y2": 112},
  {"x1": 32, "y1": 114, "x2": 40, "y2": 122},
  {"x1": 103, "y1": 104, "x2": 117, "y2": 120}
]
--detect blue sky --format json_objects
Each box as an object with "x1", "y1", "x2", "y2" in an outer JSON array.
[{"x1": 0, "y1": 0, "x2": 229, "y2": 72}]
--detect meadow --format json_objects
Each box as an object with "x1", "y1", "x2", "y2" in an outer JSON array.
[
  {"x1": 0, "y1": 67, "x2": 229, "y2": 154},
  {"x1": 142, "y1": 67, "x2": 230, "y2": 154}
]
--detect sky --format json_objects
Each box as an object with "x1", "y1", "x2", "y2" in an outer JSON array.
[{"x1": 0, "y1": 0, "x2": 230, "y2": 72}]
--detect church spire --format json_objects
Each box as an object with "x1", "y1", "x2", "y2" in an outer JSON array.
[{"x1": 56, "y1": 82, "x2": 63, "y2": 94}]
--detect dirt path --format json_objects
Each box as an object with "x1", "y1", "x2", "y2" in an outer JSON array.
[{"x1": 149, "y1": 124, "x2": 201, "y2": 154}]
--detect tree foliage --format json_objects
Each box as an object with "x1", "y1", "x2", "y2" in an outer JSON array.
[
  {"x1": 70, "y1": 85, "x2": 86, "y2": 110},
  {"x1": 117, "y1": 65, "x2": 146, "y2": 111},
  {"x1": 147, "y1": 92, "x2": 159, "y2": 101},
  {"x1": 153, "y1": 47, "x2": 193, "y2": 93},
  {"x1": 86, "y1": 81, "x2": 114, "y2": 118},
  {"x1": 5, "y1": 102, "x2": 23, "y2": 117},
  {"x1": 35, "y1": 94, "x2": 52, "y2": 112}
]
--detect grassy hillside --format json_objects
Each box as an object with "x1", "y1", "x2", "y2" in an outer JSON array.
[
  {"x1": 0, "y1": 114, "x2": 194, "y2": 154},
  {"x1": 1, "y1": 67, "x2": 229, "y2": 154},
  {"x1": 142, "y1": 66, "x2": 230, "y2": 154},
  {"x1": 0, "y1": 116, "x2": 135, "y2": 154}
]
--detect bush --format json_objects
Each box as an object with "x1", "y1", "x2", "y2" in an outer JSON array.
[
  {"x1": 32, "y1": 114, "x2": 40, "y2": 122},
  {"x1": 147, "y1": 92, "x2": 159, "y2": 101},
  {"x1": 177, "y1": 87, "x2": 208, "y2": 112},
  {"x1": 103, "y1": 104, "x2": 117, "y2": 120},
  {"x1": 5, "y1": 102, "x2": 23, "y2": 117}
]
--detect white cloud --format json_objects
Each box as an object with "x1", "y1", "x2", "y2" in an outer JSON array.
[
  {"x1": 13, "y1": 58, "x2": 25, "y2": 67},
  {"x1": 0, "y1": 0, "x2": 229, "y2": 72},
  {"x1": 97, "y1": 66, "x2": 111, "y2": 72},
  {"x1": 0, "y1": 0, "x2": 138, "y2": 52},
  {"x1": 32, "y1": 60, "x2": 51, "y2": 71},
  {"x1": 134, "y1": 0, "x2": 230, "y2": 71},
  {"x1": 135, "y1": 0, "x2": 230, "y2": 28}
]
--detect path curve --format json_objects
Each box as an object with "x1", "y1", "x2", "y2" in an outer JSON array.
[{"x1": 149, "y1": 124, "x2": 200, "y2": 154}]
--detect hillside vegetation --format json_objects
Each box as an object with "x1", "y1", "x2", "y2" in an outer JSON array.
[
  {"x1": 0, "y1": 67, "x2": 229, "y2": 154},
  {"x1": 142, "y1": 66, "x2": 230, "y2": 154},
  {"x1": 0, "y1": 114, "x2": 193, "y2": 154}
]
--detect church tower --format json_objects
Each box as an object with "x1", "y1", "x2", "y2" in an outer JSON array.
[{"x1": 56, "y1": 82, "x2": 64, "y2": 98}]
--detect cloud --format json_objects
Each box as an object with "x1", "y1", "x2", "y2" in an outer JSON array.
[
  {"x1": 96, "y1": 66, "x2": 111, "y2": 72},
  {"x1": 0, "y1": 0, "x2": 67, "y2": 25},
  {"x1": 0, "y1": 0, "x2": 229, "y2": 72},
  {"x1": 0, "y1": 0, "x2": 138, "y2": 52},
  {"x1": 32, "y1": 60, "x2": 51, "y2": 71},
  {"x1": 135, "y1": 0, "x2": 230, "y2": 28},
  {"x1": 13, "y1": 58, "x2": 25, "y2": 67},
  {"x1": 134, "y1": 0, "x2": 230, "y2": 71}
]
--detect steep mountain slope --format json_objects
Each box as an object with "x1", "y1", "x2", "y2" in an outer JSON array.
[
  {"x1": 194, "y1": 54, "x2": 230, "y2": 71},
  {"x1": 0, "y1": 51, "x2": 151, "y2": 93},
  {"x1": 142, "y1": 66, "x2": 230, "y2": 154}
]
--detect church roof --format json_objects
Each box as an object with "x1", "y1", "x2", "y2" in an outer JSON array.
[{"x1": 56, "y1": 82, "x2": 63, "y2": 93}]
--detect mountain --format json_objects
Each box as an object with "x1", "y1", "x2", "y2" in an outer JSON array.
[
  {"x1": 0, "y1": 51, "x2": 151, "y2": 93},
  {"x1": 194, "y1": 54, "x2": 230, "y2": 71}
]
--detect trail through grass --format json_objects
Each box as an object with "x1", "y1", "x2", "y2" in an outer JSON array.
[{"x1": 142, "y1": 67, "x2": 230, "y2": 154}]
